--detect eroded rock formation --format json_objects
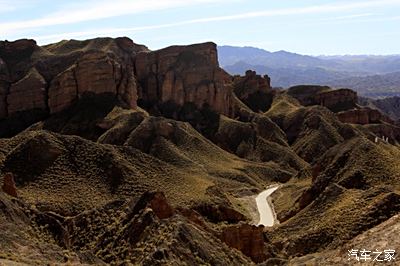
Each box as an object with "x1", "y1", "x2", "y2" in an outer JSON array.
[
  {"x1": 337, "y1": 107, "x2": 394, "y2": 125},
  {"x1": 0, "y1": 38, "x2": 145, "y2": 120},
  {"x1": 2, "y1": 172, "x2": 17, "y2": 197},
  {"x1": 220, "y1": 223, "x2": 268, "y2": 263},
  {"x1": 314, "y1": 88, "x2": 357, "y2": 112},
  {"x1": 0, "y1": 58, "x2": 9, "y2": 118},
  {"x1": 135, "y1": 42, "x2": 234, "y2": 116},
  {"x1": 288, "y1": 86, "x2": 357, "y2": 112},
  {"x1": 0, "y1": 38, "x2": 238, "y2": 128},
  {"x1": 48, "y1": 51, "x2": 138, "y2": 113},
  {"x1": 130, "y1": 191, "x2": 174, "y2": 219},
  {"x1": 8, "y1": 68, "x2": 47, "y2": 115},
  {"x1": 233, "y1": 70, "x2": 273, "y2": 112}
]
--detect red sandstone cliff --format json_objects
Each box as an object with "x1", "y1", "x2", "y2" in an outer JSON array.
[
  {"x1": 288, "y1": 85, "x2": 357, "y2": 112},
  {"x1": 135, "y1": 42, "x2": 233, "y2": 116},
  {"x1": 220, "y1": 223, "x2": 269, "y2": 263},
  {"x1": 0, "y1": 38, "x2": 146, "y2": 118},
  {"x1": 337, "y1": 107, "x2": 394, "y2": 125},
  {"x1": 0, "y1": 38, "x2": 235, "y2": 121},
  {"x1": 314, "y1": 88, "x2": 357, "y2": 112},
  {"x1": 3, "y1": 37, "x2": 396, "y2": 133}
]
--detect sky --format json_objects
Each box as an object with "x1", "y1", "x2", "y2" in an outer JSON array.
[{"x1": 0, "y1": 0, "x2": 399, "y2": 55}]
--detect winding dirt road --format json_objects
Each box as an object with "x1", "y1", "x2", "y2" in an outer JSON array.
[{"x1": 255, "y1": 185, "x2": 280, "y2": 226}]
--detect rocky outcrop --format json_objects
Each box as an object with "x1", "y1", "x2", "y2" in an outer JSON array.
[
  {"x1": 48, "y1": 67, "x2": 78, "y2": 114},
  {"x1": 48, "y1": 51, "x2": 138, "y2": 114},
  {"x1": 2, "y1": 172, "x2": 17, "y2": 197},
  {"x1": 220, "y1": 224, "x2": 268, "y2": 263},
  {"x1": 135, "y1": 42, "x2": 233, "y2": 116},
  {"x1": 0, "y1": 57, "x2": 8, "y2": 118},
  {"x1": 0, "y1": 87, "x2": 6, "y2": 118},
  {"x1": 0, "y1": 39, "x2": 37, "y2": 82},
  {"x1": 74, "y1": 51, "x2": 120, "y2": 96},
  {"x1": 287, "y1": 86, "x2": 357, "y2": 112},
  {"x1": 233, "y1": 70, "x2": 273, "y2": 112},
  {"x1": 145, "y1": 191, "x2": 174, "y2": 219},
  {"x1": 1, "y1": 38, "x2": 239, "y2": 129},
  {"x1": 7, "y1": 68, "x2": 47, "y2": 114},
  {"x1": 337, "y1": 107, "x2": 394, "y2": 125},
  {"x1": 314, "y1": 88, "x2": 357, "y2": 112},
  {"x1": 1, "y1": 38, "x2": 144, "y2": 118},
  {"x1": 129, "y1": 191, "x2": 174, "y2": 219},
  {"x1": 287, "y1": 85, "x2": 330, "y2": 106},
  {"x1": 234, "y1": 70, "x2": 271, "y2": 98}
]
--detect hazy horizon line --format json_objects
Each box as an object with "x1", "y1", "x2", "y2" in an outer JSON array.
[{"x1": 3, "y1": 36, "x2": 397, "y2": 57}]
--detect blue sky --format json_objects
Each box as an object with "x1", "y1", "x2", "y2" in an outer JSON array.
[{"x1": 1, "y1": 0, "x2": 399, "y2": 55}]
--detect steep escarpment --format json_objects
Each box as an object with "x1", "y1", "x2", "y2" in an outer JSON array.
[
  {"x1": 135, "y1": 42, "x2": 234, "y2": 116},
  {"x1": 0, "y1": 39, "x2": 242, "y2": 139},
  {"x1": 0, "y1": 61, "x2": 8, "y2": 118},
  {"x1": 337, "y1": 107, "x2": 394, "y2": 125},
  {"x1": 0, "y1": 38, "x2": 148, "y2": 137},
  {"x1": 48, "y1": 50, "x2": 137, "y2": 113},
  {"x1": 287, "y1": 85, "x2": 357, "y2": 112}
]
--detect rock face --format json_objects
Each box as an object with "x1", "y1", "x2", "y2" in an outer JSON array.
[
  {"x1": 48, "y1": 67, "x2": 78, "y2": 114},
  {"x1": 0, "y1": 38, "x2": 145, "y2": 119},
  {"x1": 233, "y1": 70, "x2": 273, "y2": 112},
  {"x1": 130, "y1": 191, "x2": 174, "y2": 219},
  {"x1": 314, "y1": 88, "x2": 357, "y2": 112},
  {"x1": 2, "y1": 172, "x2": 17, "y2": 197},
  {"x1": 287, "y1": 85, "x2": 330, "y2": 106},
  {"x1": 145, "y1": 191, "x2": 174, "y2": 219},
  {"x1": 135, "y1": 42, "x2": 234, "y2": 116},
  {"x1": 0, "y1": 39, "x2": 36, "y2": 82},
  {"x1": 220, "y1": 224, "x2": 268, "y2": 263},
  {"x1": 48, "y1": 51, "x2": 138, "y2": 114},
  {"x1": 287, "y1": 86, "x2": 357, "y2": 112},
  {"x1": 7, "y1": 68, "x2": 47, "y2": 114},
  {"x1": 0, "y1": 57, "x2": 8, "y2": 118},
  {"x1": 1, "y1": 38, "x2": 238, "y2": 127},
  {"x1": 337, "y1": 107, "x2": 394, "y2": 125}
]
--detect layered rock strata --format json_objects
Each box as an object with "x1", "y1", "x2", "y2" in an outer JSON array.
[
  {"x1": 0, "y1": 39, "x2": 236, "y2": 121},
  {"x1": 135, "y1": 42, "x2": 234, "y2": 116},
  {"x1": 337, "y1": 107, "x2": 394, "y2": 125}
]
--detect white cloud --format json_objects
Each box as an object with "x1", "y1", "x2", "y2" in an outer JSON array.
[
  {"x1": 5, "y1": 0, "x2": 400, "y2": 42},
  {"x1": 0, "y1": 0, "x2": 33, "y2": 13},
  {"x1": 0, "y1": 0, "x2": 232, "y2": 34},
  {"x1": 175, "y1": 0, "x2": 400, "y2": 23},
  {"x1": 30, "y1": 0, "x2": 400, "y2": 44}
]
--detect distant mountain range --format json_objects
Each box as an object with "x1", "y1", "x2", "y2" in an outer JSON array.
[{"x1": 218, "y1": 45, "x2": 400, "y2": 98}]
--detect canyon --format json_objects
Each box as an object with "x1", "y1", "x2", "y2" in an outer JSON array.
[{"x1": 1, "y1": 37, "x2": 400, "y2": 265}]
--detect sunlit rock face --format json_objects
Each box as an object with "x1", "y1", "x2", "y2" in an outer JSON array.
[{"x1": 135, "y1": 42, "x2": 234, "y2": 116}]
